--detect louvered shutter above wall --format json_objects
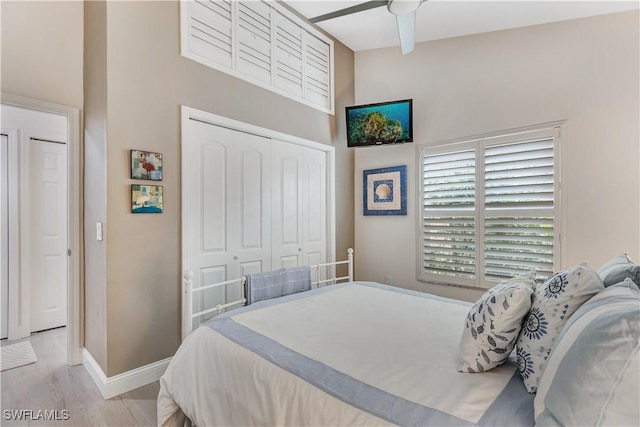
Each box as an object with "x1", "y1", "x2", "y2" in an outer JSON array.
[
  {"x1": 236, "y1": 2, "x2": 272, "y2": 84},
  {"x1": 274, "y1": 11, "x2": 303, "y2": 97},
  {"x1": 187, "y1": 0, "x2": 233, "y2": 68},
  {"x1": 181, "y1": 0, "x2": 334, "y2": 114},
  {"x1": 304, "y1": 34, "x2": 331, "y2": 110}
]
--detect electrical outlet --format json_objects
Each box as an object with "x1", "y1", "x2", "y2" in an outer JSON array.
[{"x1": 384, "y1": 276, "x2": 392, "y2": 285}]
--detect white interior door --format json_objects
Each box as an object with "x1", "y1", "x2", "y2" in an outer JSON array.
[
  {"x1": 1, "y1": 134, "x2": 8, "y2": 339},
  {"x1": 27, "y1": 137, "x2": 68, "y2": 332},
  {"x1": 184, "y1": 119, "x2": 271, "y2": 321}
]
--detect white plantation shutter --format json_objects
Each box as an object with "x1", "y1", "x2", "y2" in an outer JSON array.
[
  {"x1": 484, "y1": 138, "x2": 555, "y2": 280},
  {"x1": 181, "y1": 0, "x2": 334, "y2": 114},
  {"x1": 420, "y1": 126, "x2": 560, "y2": 288},
  {"x1": 274, "y1": 12, "x2": 303, "y2": 97},
  {"x1": 187, "y1": 0, "x2": 233, "y2": 68},
  {"x1": 236, "y1": 2, "x2": 272, "y2": 84},
  {"x1": 304, "y1": 34, "x2": 331, "y2": 110},
  {"x1": 423, "y1": 148, "x2": 477, "y2": 285}
]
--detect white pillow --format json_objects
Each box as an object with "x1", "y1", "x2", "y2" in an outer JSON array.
[
  {"x1": 535, "y1": 279, "x2": 640, "y2": 426},
  {"x1": 457, "y1": 272, "x2": 536, "y2": 373},
  {"x1": 516, "y1": 264, "x2": 604, "y2": 393}
]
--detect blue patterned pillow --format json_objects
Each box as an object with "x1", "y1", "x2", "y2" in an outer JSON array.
[
  {"x1": 516, "y1": 264, "x2": 604, "y2": 393},
  {"x1": 457, "y1": 272, "x2": 536, "y2": 373}
]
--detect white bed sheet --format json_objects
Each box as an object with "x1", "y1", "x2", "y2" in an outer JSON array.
[{"x1": 158, "y1": 282, "x2": 533, "y2": 426}]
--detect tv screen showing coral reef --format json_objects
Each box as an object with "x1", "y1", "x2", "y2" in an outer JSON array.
[{"x1": 346, "y1": 99, "x2": 413, "y2": 147}]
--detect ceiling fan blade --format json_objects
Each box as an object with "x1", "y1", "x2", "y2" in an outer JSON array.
[
  {"x1": 395, "y1": 12, "x2": 416, "y2": 55},
  {"x1": 310, "y1": 0, "x2": 388, "y2": 23}
]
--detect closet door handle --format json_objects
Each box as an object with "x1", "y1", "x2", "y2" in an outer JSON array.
[{"x1": 233, "y1": 255, "x2": 239, "y2": 260}]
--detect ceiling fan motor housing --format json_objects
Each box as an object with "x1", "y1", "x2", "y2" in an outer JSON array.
[{"x1": 387, "y1": 0, "x2": 423, "y2": 16}]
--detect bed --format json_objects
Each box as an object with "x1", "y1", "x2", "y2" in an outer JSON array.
[{"x1": 158, "y1": 252, "x2": 639, "y2": 427}]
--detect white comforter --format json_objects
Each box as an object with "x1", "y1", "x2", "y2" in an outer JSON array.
[{"x1": 158, "y1": 282, "x2": 533, "y2": 426}]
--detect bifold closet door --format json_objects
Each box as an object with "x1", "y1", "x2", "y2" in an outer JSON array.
[
  {"x1": 184, "y1": 119, "x2": 271, "y2": 311},
  {"x1": 271, "y1": 140, "x2": 327, "y2": 271},
  {"x1": 184, "y1": 117, "x2": 329, "y2": 315}
]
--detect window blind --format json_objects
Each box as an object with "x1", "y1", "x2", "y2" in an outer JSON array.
[
  {"x1": 423, "y1": 148, "x2": 476, "y2": 281},
  {"x1": 420, "y1": 127, "x2": 560, "y2": 288},
  {"x1": 484, "y1": 138, "x2": 555, "y2": 280}
]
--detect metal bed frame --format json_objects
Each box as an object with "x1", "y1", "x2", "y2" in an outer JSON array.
[{"x1": 182, "y1": 248, "x2": 354, "y2": 339}]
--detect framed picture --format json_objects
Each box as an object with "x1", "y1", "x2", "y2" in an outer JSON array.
[
  {"x1": 363, "y1": 165, "x2": 407, "y2": 215},
  {"x1": 131, "y1": 184, "x2": 163, "y2": 213},
  {"x1": 131, "y1": 149, "x2": 163, "y2": 181}
]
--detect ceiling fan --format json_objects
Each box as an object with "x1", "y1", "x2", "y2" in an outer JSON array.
[{"x1": 310, "y1": 0, "x2": 426, "y2": 55}]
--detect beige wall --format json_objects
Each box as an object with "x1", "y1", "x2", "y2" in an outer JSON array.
[
  {"x1": 95, "y1": 1, "x2": 354, "y2": 376},
  {"x1": 2, "y1": 0, "x2": 355, "y2": 377},
  {"x1": 1, "y1": 1, "x2": 83, "y2": 109},
  {"x1": 354, "y1": 11, "x2": 640, "y2": 302},
  {"x1": 83, "y1": 0, "x2": 108, "y2": 372}
]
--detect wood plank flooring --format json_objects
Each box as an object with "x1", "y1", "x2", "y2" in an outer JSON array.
[{"x1": 1, "y1": 328, "x2": 159, "y2": 426}]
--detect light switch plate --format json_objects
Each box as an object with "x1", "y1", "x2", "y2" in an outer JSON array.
[{"x1": 96, "y1": 222, "x2": 103, "y2": 241}]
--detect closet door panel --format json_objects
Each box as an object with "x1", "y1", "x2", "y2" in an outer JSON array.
[
  {"x1": 184, "y1": 121, "x2": 235, "y2": 323},
  {"x1": 303, "y1": 148, "x2": 327, "y2": 280},
  {"x1": 237, "y1": 144, "x2": 272, "y2": 272},
  {"x1": 271, "y1": 141, "x2": 303, "y2": 269},
  {"x1": 185, "y1": 120, "x2": 270, "y2": 312},
  {"x1": 201, "y1": 142, "x2": 227, "y2": 252}
]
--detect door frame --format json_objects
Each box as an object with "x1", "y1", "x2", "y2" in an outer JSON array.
[{"x1": 1, "y1": 92, "x2": 82, "y2": 366}]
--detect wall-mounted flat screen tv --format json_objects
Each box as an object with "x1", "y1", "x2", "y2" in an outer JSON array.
[{"x1": 346, "y1": 99, "x2": 413, "y2": 147}]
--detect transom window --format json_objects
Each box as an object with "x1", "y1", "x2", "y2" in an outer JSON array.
[{"x1": 419, "y1": 125, "x2": 562, "y2": 289}]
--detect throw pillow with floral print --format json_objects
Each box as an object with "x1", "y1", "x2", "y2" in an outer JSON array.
[{"x1": 516, "y1": 264, "x2": 604, "y2": 393}]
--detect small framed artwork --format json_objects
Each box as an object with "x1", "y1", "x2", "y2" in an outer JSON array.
[
  {"x1": 131, "y1": 149, "x2": 163, "y2": 181},
  {"x1": 131, "y1": 184, "x2": 163, "y2": 213},
  {"x1": 363, "y1": 165, "x2": 407, "y2": 216}
]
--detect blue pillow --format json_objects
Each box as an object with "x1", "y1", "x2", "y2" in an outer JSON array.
[{"x1": 597, "y1": 254, "x2": 640, "y2": 287}]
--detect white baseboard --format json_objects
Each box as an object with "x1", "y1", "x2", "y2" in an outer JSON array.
[{"x1": 82, "y1": 348, "x2": 171, "y2": 399}]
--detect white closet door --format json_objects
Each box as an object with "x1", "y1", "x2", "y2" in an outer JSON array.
[
  {"x1": 302, "y1": 147, "x2": 327, "y2": 269},
  {"x1": 271, "y1": 141, "x2": 327, "y2": 271},
  {"x1": 271, "y1": 140, "x2": 303, "y2": 269},
  {"x1": 184, "y1": 120, "x2": 271, "y2": 316}
]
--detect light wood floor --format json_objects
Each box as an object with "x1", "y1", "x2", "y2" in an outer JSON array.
[{"x1": 1, "y1": 328, "x2": 159, "y2": 426}]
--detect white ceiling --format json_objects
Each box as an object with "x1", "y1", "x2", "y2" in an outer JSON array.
[{"x1": 284, "y1": 1, "x2": 640, "y2": 52}]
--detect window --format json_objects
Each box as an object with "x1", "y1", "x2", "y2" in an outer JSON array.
[
  {"x1": 419, "y1": 125, "x2": 562, "y2": 289},
  {"x1": 181, "y1": 0, "x2": 334, "y2": 114}
]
